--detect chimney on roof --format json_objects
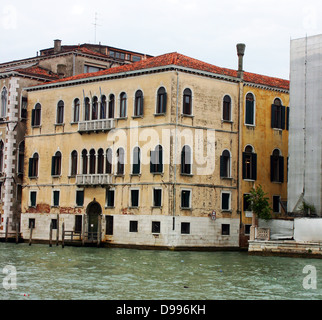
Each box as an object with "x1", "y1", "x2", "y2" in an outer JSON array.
[
  {"x1": 54, "y1": 39, "x2": 62, "y2": 54},
  {"x1": 236, "y1": 43, "x2": 246, "y2": 79}
]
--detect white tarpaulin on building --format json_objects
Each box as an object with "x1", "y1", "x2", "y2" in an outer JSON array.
[
  {"x1": 258, "y1": 219, "x2": 294, "y2": 240},
  {"x1": 294, "y1": 218, "x2": 322, "y2": 242}
]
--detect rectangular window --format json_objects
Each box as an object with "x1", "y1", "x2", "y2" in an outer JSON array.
[
  {"x1": 181, "y1": 222, "x2": 190, "y2": 234},
  {"x1": 129, "y1": 221, "x2": 138, "y2": 233},
  {"x1": 153, "y1": 188, "x2": 162, "y2": 207},
  {"x1": 51, "y1": 219, "x2": 57, "y2": 230},
  {"x1": 243, "y1": 194, "x2": 251, "y2": 212},
  {"x1": 221, "y1": 192, "x2": 230, "y2": 211},
  {"x1": 53, "y1": 190, "x2": 60, "y2": 207},
  {"x1": 106, "y1": 189, "x2": 115, "y2": 208},
  {"x1": 130, "y1": 189, "x2": 139, "y2": 207},
  {"x1": 221, "y1": 224, "x2": 230, "y2": 236},
  {"x1": 30, "y1": 191, "x2": 37, "y2": 207},
  {"x1": 245, "y1": 224, "x2": 251, "y2": 235},
  {"x1": 75, "y1": 215, "x2": 82, "y2": 233},
  {"x1": 181, "y1": 190, "x2": 191, "y2": 209},
  {"x1": 21, "y1": 97, "x2": 27, "y2": 119},
  {"x1": 29, "y1": 218, "x2": 35, "y2": 229},
  {"x1": 152, "y1": 221, "x2": 161, "y2": 234},
  {"x1": 273, "y1": 195, "x2": 280, "y2": 213},
  {"x1": 271, "y1": 104, "x2": 286, "y2": 130},
  {"x1": 76, "y1": 190, "x2": 84, "y2": 207},
  {"x1": 106, "y1": 216, "x2": 114, "y2": 235}
]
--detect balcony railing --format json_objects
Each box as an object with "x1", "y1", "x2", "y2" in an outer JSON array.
[
  {"x1": 78, "y1": 119, "x2": 115, "y2": 133},
  {"x1": 76, "y1": 174, "x2": 113, "y2": 186}
]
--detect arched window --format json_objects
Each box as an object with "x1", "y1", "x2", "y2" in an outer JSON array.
[
  {"x1": 116, "y1": 148, "x2": 125, "y2": 175},
  {"x1": 242, "y1": 145, "x2": 257, "y2": 180},
  {"x1": 32, "y1": 103, "x2": 41, "y2": 127},
  {"x1": 245, "y1": 93, "x2": 255, "y2": 125},
  {"x1": 220, "y1": 150, "x2": 231, "y2": 178},
  {"x1": 56, "y1": 100, "x2": 64, "y2": 124},
  {"x1": 156, "y1": 87, "x2": 167, "y2": 114},
  {"x1": 28, "y1": 153, "x2": 39, "y2": 178},
  {"x1": 92, "y1": 96, "x2": 98, "y2": 120},
  {"x1": 271, "y1": 149, "x2": 284, "y2": 183},
  {"x1": 181, "y1": 145, "x2": 192, "y2": 174},
  {"x1": 97, "y1": 148, "x2": 104, "y2": 174},
  {"x1": 150, "y1": 145, "x2": 163, "y2": 174},
  {"x1": 0, "y1": 141, "x2": 4, "y2": 173},
  {"x1": 271, "y1": 98, "x2": 285, "y2": 129},
  {"x1": 82, "y1": 149, "x2": 88, "y2": 174},
  {"x1": 18, "y1": 141, "x2": 25, "y2": 174},
  {"x1": 134, "y1": 90, "x2": 143, "y2": 117},
  {"x1": 183, "y1": 88, "x2": 192, "y2": 115},
  {"x1": 223, "y1": 95, "x2": 231, "y2": 121},
  {"x1": 89, "y1": 149, "x2": 96, "y2": 174},
  {"x1": 132, "y1": 146, "x2": 141, "y2": 174},
  {"x1": 84, "y1": 97, "x2": 90, "y2": 121},
  {"x1": 73, "y1": 98, "x2": 80, "y2": 122},
  {"x1": 119, "y1": 92, "x2": 127, "y2": 118},
  {"x1": 51, "y1": 151, "x2": 62, "y2": 176},
  {"x1": 100, "y1": 95, "x2": 107, "y2": 119},
  {"x1": 71, "y1": 150, "x2": 78, "y2": 176},
  {"x1": 1, "y1": 87, "x2": 7, "y2": 118},
  {"x1": 106, "y1": 148, "x2": 112, "y2": 174},
  {"x1": 108, "y1": 94, "x2": 115, "y2": 119}
]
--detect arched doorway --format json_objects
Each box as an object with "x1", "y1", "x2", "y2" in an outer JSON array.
[{"x1": 86, "y1": 201, "x2": 102, "y2": 240}]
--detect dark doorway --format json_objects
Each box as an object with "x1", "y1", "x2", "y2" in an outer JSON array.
[{"x1": 87, "y1": 201, "x2": 102, "y2": 240}]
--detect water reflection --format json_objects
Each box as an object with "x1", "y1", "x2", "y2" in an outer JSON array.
[{"x1": 0, "y1": 243, "x2": 321, "y2": 300}]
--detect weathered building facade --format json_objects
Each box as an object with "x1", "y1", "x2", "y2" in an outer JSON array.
[
  {"x1": 21, "y1": 47, "x2": 290, "y2": 249},
  {"x1": 0, "y1": 40, "x2": 151, "y2": 240}
]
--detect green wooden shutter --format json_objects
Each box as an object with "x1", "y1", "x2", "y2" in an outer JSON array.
[
  {"x1": 281, "y1": 106, "x2": 286, "y2": 130},
  {"x1": 251, "y1": 153, "x2": 257, "y2": 180},
  {"x1": 31, "y1": 109, "x2": 35, "y2": 126},
  {"x1": 28, "y1": 158, "x2": 33, "y2": 177},
  {"x1": 286, "y1": 107, "x2": 290, "y2": 130},
  {"x1": 270, "y1": 155, "x2": 274, "y2": 182},
  {"x1": 271, "y1": 105, "x2": 276, "y2": 128},
  {"x1": 51, "y1": 156, "x2": 55, "y2": 176},
  {"x1": 246, "y1": 100, "x2": 254, "y2": 125},
  {"x1": 279, "y1": 156, "x2": 284, "y2": 183},
  {"x1": 163, "y1": 92, "x2": 167, "y2": 113},
  {"x1": 242, "y1": 153, "x2": 246, "y2": 179}
]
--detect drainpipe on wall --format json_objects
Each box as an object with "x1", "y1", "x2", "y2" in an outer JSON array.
[
  {"x1": 236, "y1": 43, "x2": 246, "y2": 240},
  {"x1": 172, "y1": 70, "x2": 179, "y2": 230}
]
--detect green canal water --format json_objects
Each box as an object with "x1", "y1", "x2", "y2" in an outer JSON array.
[{"x1": 0, "y1": 243, "x2": 322, "y2": 300}]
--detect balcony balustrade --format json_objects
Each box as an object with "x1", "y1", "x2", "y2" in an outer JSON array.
[
  {"x1": 76, "y1": 174, "x2": 113, "y2": 186},
  {"x1": 78, "y1": 119, "x2": 115, "y2": 133}
]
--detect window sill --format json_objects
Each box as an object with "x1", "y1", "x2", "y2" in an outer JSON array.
[
  {"x1": 68, "y1": 175, "x2": 76, "y2": 179},
  {"x1": 221, "y1": 176, "x2": 233, "y2": 180},
  {"x1": 115, "y1": 174, "x2": 125, "y2": 177},
  {"x1": 243, "y1": 179, "x2": 255, "y2": 182},
  {"x1": 51, "y1": 175, "x2": 61, "y2": 178},
  {"x1": 129, "y1": 206, "x2": 139, "y2": 209},
  {"x1": 154, "y1": 113, "x2": 166, "y2": 117},
  {"x1": 117, "y1": 117, "x2": 128, "y2": 120},
  {"x1": 221, "y1": 210, "x2": 232, "y2": 213},
  {"x1": 180, "y1": 173, "x2": 193, "y2": 177},
  {"x1": 152, "y1": 206, "x2": 162, "y2": 209},
  {"x1": 31, "y1": 125, "x2": 41, "y2": 129},
  {"x1": 151, "y1": 172, "x2": 163, "y2": 176},
  {"x1": 130, "y1": 173, "x2": 141, "y2": 177},
  {"x1": 180, "y1": 207, "x2": 192, "y2": 210},
  {"x1": 181, "y1": 114, "x2": 194, "y2": 118},
  {"x1": 244, "y1": 124, "x2": 255, "y2": 128},
  {"x1": 132, "y1": 115, "x2": 143, "y2": 119},
  {"x1": 70, "y1": 121, "x2": 79, "y2": 125},
  {"x1": 54, "y1": 123, "x2": 65, "y2": 127},
  {"x1": 29, "y1": 176, "x2": 38, "y2": 179},
  {"x1": 105, "y1": 206, "x2": 115, "y2": 209},
  {"x1": 222, "y1": 120, "x2": 233, "y2": 123},
  {"x1": 51, "y1": 206, "x2": 60, "y2": 208},
  {"x1": 271, "y1": 181, "x2": 283, "y2": 184},
  {"x1": 272, "y1": 128, "x2": 283, "y2": 131}
]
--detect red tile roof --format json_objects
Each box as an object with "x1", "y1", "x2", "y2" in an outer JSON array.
[
  {"x1": 15, "y1": 65, "x2": 59, "y2": 80},
  {"x1": 38, "y1": 52, "x2": 289, "y2": 90}
]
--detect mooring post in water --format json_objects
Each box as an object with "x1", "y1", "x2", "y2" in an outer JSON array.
[
  {"x1": 5, "y1": 217, "x2": 9, "y2": 242},
  {"x1": 62, "y1": 222, "x2": 65, "y2": 248},
  {"x1": 49, "y1": 221, "x2": 53, "y2": 247},
  {"x1": 82, "y1": 215, "x2": 85, "y2": 246},
  {"x1": 56, "y1": 214, "x2": 59, "y2": 246},
  {"x1": 16, "y1": 222, "x2": 19, "y2": 244},
  {"x1": 29, "y1": 226, "x2": 33, "y2": 246},
  {"x1": 97, "y1": 215, "x2": 101, "y2": 247}
]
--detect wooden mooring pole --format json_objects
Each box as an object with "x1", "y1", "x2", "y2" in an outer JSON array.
[
  {"x1": 49, "y1": 221, "x2": 53, "y2": 247},
  {"x1": 5, "y1": 217, "x2": 9, "y2": 242},
  {"x1": 56, "y1": 214, "x2": 59, "y2": 246},
  {"x1": 29, "y1": 226, "x2": 33, "y2": 246},
  {"x1": 62, "y1": 222, "x2": 65, "y2": 249},
  {"x1": 15, "y1": 222, "x2": 19, "y2": 244},
  {"x1": 82, "y1": 215, "x2": 85, "y2": 246}
]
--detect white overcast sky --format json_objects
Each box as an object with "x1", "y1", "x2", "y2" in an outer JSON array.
[{"x1": 1, "y1": 0, "x2": 322, "y2": 79}]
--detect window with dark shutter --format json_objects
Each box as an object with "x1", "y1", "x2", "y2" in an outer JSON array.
[
  {"x1": 75, "y1": 215, "x2": 82, "y2": 233},
  {"x1": 181, "y1": 222, "x2": 190, "y2": 234},
  {"x1": 152, "y1": 221, "x2": 160, "y2": 233},
  {"x1": 89, "y1": 149, "x2": 96, "y2": 174},
  {"x1": 273, "y1": 195, "x2": 280, "y2": 213},
  {"x1": 56, "y1": 100, "x2": 64, "y2": 124},
  {"x1": 183, "y1": 88, "x2": 192, "y2": 115},
  {"x1": 221, "y1": 224, "x2": 230, "y2": 235},
  {"x1": 92, "y1": 96, "x2": 98, "y2": 120},
  {"x1": 30, "y1": 191, "x2": 37, "y2": 207},
  {"x1": 243, "y1": 146, "x2": 257, "y2": 180},
  {"x1": 221, "y1": 192, "x2": 230, "y2": 211},
  {"x1": 243, "y1": 194, "x2": 252, "y2": 212},
  {"x1": 134, "y1": 90, "x2": 143, "y2": 117},
  {"x1": 181, "y1": 190, "x2": 191, "y2": 209},
  {"x1": 106, "y1": 189, "x2": 115, "y2": 207},
  {"x1": 223, "y1": 95, "x2": 231, "y2": 121},
  {"x1": 131, "y1": 189, "x2": 139, "y2": 207},
  {"x1": 84, "y1": 97, "x2": 90, "y2": 121},
  {"x1": 220, "y1": 150, "x2": 230, "y2": 178},
  {"x1": 106, "y1": 148, "x2": 112, "y2": 174},
  {"x1": 129, "y1": 221, "x2": 138, "y2": 233},
  {"x1": 71, "y1": 150, "x2": 78, "y2": 176},
  {"x1": 29, "y1": 153, "x2": 39, "y2": 178},
  {"x1": 120, "y1": 92, "x2": 127, "y2": 118},
  {"x1": 150, "y1": 145, "x2": 163, "y2": 174},
  {"x1": 97, "y1": 149, "x2": 104, "y2": 174},
  {"x1": 156, "y1": 87, "x2": 167, "y2": 114},
  {"x1": 106, "y1": 216, "x2": 114, "y2": 235},
  {"x1": 82, "y1": 149, "x2": 88, "y2": 174},
  {"x1": 100, "y1": 95, "x2": 106, "y2": 119},
  {"x1": 108, "y1": 94, "x2": 115, "y2": 119},
  {"x1": 271, "y1": 149, "x2": 284, "y2": 183},
  {"x1": 51, "y1": 151, "x2": 62, "y2": 176},
  {"x1": 117, "y1": 148, "x2": 125, "y2": 175},
  {"x1": 32, "y1": 103, "x2": 41, "y2": 127},
  {"x1": 132, "y1": 147, "x2": 140, "y2": 174},
  {"x1": 76, "y1": 190, "x2": 84, "y2": 207},
  {"x1": 53, "y1": 190, "x2": 60, "y2": 207},
  {"x1": 181, "y1": 145, "x2": 192, "y2": 174},
  {"x1": 153, "y1": 189, "x2": 162, "y2": 207},
  {"x1": 73, "y1": 98, "x2": 80, "y2": 122},
  {"x1": 245, "y1": 93, "x2": 255, "y2": 125}
]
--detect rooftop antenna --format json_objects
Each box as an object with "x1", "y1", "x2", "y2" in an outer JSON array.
[{"x1": 92, "y1": 12, "x2": 101, "y2": 44}]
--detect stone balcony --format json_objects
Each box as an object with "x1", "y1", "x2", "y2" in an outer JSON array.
[
  {"x1": 78, "y1": 119, "x2": 115, "y2": 134},
  {"x1": 76, "y1": 174, "x2": 113, "y2": 187}
]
